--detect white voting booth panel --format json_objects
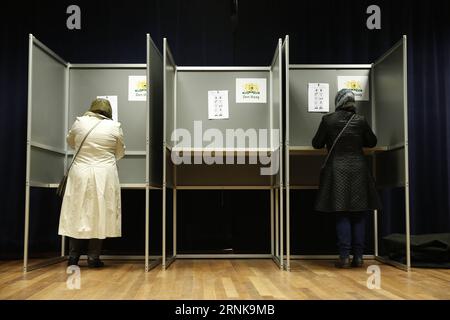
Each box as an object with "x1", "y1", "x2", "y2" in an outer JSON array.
[
  {"x1": 283, "y1": 35, "x2": 411, "y2": 271},
  {"x1": 161, "y1": 38, "x2": 284, "y2": 269},
  {"x1": 69, "y1": 67, "x2": 147, "y2": 185},
  {"x1": 23, "y1": 34, "x2": 163, "y2": 272}
]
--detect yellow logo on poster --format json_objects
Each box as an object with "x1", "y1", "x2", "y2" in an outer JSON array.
[
  {"x1": 243, "y1": 83, "x2": 260, "y2": 95},
  {"x1": 136, "y1": 80, "x2": 147, "y2": 91},
  {"x1": 345, "y1": 80, "x2": 363, "y2": 93}
]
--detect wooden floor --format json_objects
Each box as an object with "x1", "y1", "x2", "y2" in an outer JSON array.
[{"x1": 1, "y1": 259, "x2": 449, "y2": 300}]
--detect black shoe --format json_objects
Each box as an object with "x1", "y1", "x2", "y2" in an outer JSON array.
[
  {"x1": 87, "y1": 258, "x2": 105, "y2": 268},
  {"x1": 351, "y1": 256, "x2": 364, "y2": 268},
  {"x1": 334, "y1": 257, "x2": 352, "y2": 269},
  {"x1": 68, "y1": 257, "x2": 79, "y2": 266}
]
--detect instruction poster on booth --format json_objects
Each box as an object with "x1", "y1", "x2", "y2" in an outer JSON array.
[
  {"x1": 337, "y1": 76, "x2": 369, "y2": 101},
  {"x1": 236, "y1": 78, "x2": 267, "y2": 103},
  {"x1": 308, "y1": 83, "x2": 329, "y2": 113},
  {"x1": 208, "y1": 90, "x2": 229, "y2": 120},
  {"x1": 97, "y1": 95, "x2": 118, "y2": 121},
  {"x1": 128, "y1": 75, "x2": 147, "y2": 101}
]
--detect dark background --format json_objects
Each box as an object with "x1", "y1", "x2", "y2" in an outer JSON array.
[{"x1": 1, "y1": 0, "x2": 449, "y2": 258}]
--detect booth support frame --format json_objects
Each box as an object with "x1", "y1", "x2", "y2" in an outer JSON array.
[
  {"x1": 161, "y1": 38, "x2": 285, "y2": 270},
  {"x1": 23, "y1": 34, "x2": 162, "y2": 273},
  {"x1": 283, "y1": 35, "x2": 411, "y2": 271}
]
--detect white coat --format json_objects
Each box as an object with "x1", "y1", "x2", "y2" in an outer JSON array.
[{"x1": 58, "y1": 112, "x2": 125, "y2": 239}]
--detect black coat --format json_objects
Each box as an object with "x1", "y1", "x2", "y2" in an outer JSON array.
[{"x1": 312, "y1": 109, "x2": 382, "y2": 213}]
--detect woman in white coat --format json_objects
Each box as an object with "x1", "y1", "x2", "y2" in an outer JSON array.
[{"x1": 58, "y1": 98, "x2": 125, "y2": 267}]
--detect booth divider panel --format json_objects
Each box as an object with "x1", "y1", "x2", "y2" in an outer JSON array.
[
  {"x1": 148, "y1": 39, "x2": 164, "y2": 187},
  {"x1": 69, "y1": 68, "x2": 147, "y2": 152},
  {"x1": 116, "y1": 156, "x2": 147, "y2": 184},
  {"x1": 373, "y1": 44, "x2": 405, "y2": 148},
  {"x1": 30, "y1": 42, "x2": 66, "y2": 185},
  {"x1": 272, "y1": 61, "x2": 281, "y2": 137},
  {"x1": 30, "y1": 148, "x2": 65, "y2": 184},
  {"x1": 31, "y1": 43, "x2": 66, "y2": 151},
  {"x1": 272, "y1": 54, "x2": 282, "y2": 187},
  {"x1": 289, "y1": 69, "x2": 371, "y2": 147},
  {"x1": 176, "y1": 71, "x2": 270, "y2": 148},
  {"x1": 164, "y1": 48, "x2": 176, "y2": 147},
  {"x1": 281, "y1": 41, "x2": 289, "y2": 190}
]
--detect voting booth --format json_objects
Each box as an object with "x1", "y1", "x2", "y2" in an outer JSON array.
[
  {"x1": 161, "y1": 38, "x2": 285, "y2": 269},
  {"x1": 23, "y1": 34, "x2": 163, "y2": 272},
  {"x1": 282, "y1": 35, "x2": 411, "y2": 271}
]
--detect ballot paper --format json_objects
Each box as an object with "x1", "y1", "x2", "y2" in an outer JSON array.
[
  {"x1": 308, "y1": 83, "x2": 329, "y2": 113},
  {"x1": 208, "y1": 90, "x2": 229, "y2": 120},
  {"x1": 97, "y1": 95, "x2": 118, "y2": 121}
]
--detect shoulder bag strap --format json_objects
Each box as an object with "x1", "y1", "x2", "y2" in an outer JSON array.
[
  {"x1": 65, "y1": 119, "x2": 103, "y2": 174},
  {"x1": 321, "y1": 114, "x2": 356, "y2": 169}
]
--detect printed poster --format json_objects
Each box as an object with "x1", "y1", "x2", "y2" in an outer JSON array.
[
  {"x1": 308, "y1": 83, "x2": 330, "y2": 113},
  {"x1": 337, "y1": 76, "x2": 370, "y2": 101},
  {"x1": 128, "y1": 75, "x2": 147, "y2": 101},
  {"x1": 236, "y1": 78, "x2": 267, "y2": 104},
  {"x1": 208, "y1": 90, "x2": 229, "y2": 120}
]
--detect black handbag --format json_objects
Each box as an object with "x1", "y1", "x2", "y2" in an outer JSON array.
[
  {"x1": 320, "y1": 114, "x2": 356, "y2": 170},
  {"x1": 56, "y1": 120, "x2": 103, "y2": 198}
]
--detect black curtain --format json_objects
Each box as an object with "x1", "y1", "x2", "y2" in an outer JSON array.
[{"x1": 1, "y1": 0, "x2": 450, "y2": 258}]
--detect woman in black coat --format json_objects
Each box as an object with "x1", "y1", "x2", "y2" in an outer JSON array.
[{"x1": 312, "y1": 89, "x2": 381, "y2": 268}]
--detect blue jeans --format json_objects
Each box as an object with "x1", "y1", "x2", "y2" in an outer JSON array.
[{"x1": 336, "y1": 213, "x2": 366, "y2": 259}]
